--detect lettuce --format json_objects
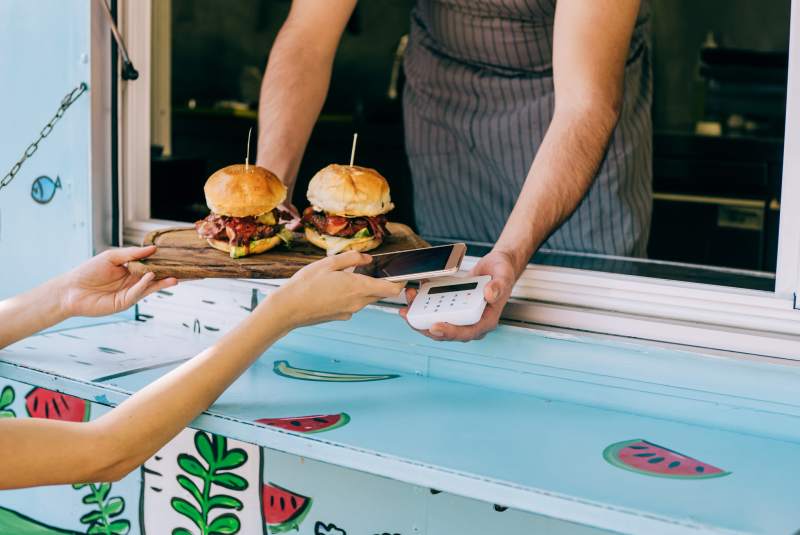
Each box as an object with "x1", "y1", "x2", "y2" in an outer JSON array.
[{"x1": 352, "y1": 227, "x2": 372, "y2": 239}]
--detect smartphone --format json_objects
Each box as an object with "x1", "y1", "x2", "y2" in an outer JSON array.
[{"x1": 350, "y1": 243, "x2": 467, "y2": 282}]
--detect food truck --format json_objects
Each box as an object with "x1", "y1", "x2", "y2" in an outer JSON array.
[{"x1": 1, "y1": 1, "x2": 799, "y2": 534}]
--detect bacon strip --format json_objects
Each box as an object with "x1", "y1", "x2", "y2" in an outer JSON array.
[
  {"x1": 195, "y1": 209, "x2": 279, "y2": 246},
  {"x1": 301, "y1": 208, "x2": 389, "y2": 239}
]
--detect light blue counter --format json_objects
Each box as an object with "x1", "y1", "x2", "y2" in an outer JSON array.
[{"x1": 2, "y1": 281, "x2": 799, "y2": 534}]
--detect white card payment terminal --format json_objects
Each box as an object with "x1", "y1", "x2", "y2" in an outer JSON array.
[{"x1": 406, "y1": 275, "x2": 492, "y2": 330}]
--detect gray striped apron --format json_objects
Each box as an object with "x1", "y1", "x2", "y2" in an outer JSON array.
[{"x1": 403, "y1": 0, "x2": 653, "y2": 257}]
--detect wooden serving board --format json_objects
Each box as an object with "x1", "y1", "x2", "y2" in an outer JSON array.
[{"x1": 128, "y1": 222, "x2": 428, "y2": 279}]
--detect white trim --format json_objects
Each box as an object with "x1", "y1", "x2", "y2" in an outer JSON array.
[
  {"x1": 90, "y1": 0, "x2": 113, "y2": 253},
  {"x1": 150, "y1": 0, "x2": 171, "y2": 156},
  {"x1": 503, "y1": 300, "x2": 800, "y2": 360},
  {"x1": 653, "y1": 192, "x2": 765, "y2": 209},
  {"x1": 776, "y1": 0, "x2": 800, "y2": 298},
  {"x1": 118, "y1": 0, "x2": 152, "y2": 230}
]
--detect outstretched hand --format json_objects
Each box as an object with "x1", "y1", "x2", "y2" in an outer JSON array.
[
  {"x1": 58, "y1": 246, "x2": 178, "y2": 317},
  {"x1": 399, "y1": 249, "x2": 518, "y2": 342},
  {"x1": 274, "y1": 251, "x2": 405, "y2": 329}
]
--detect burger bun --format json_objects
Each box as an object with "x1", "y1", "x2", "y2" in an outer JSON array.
[
  {"x1": 307, "y1": 164, "x2": 393, "y2": 217},
  {"x1": 204, "y1": 164, "x2": 286, "y2": 217},
  {"x1": 207, "y1": 235, "x2": 282, "y2": 256}
]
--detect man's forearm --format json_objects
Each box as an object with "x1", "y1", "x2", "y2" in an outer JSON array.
[
  {"x1": 494, "y1": 104, "x2": 619, "y2": 274},
  {"x1": 256, "y1": 27, "x2": 335, "y2": 199}
]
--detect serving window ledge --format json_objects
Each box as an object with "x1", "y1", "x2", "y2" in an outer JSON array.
[{"x1": 1, "y1": 279, "x2": 799, "y2": 535}]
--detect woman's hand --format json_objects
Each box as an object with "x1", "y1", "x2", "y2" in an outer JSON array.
[
  {"x1": 272, "y1": 251, "x2": 405, "y2": 329},
  {"x1": 399, "y1": 249, "x2": 518, "y2": 342},
  {"x1": 58, "y1": 246, "x2": 178, "y2": 318}
]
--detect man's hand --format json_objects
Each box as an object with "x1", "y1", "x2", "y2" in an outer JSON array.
[
  {"x1": 277, "y1": 202, "x2": 303, "y2": 231},
  {"x1": 399, "y1": 250, "x2": 518, "y2": 342},
  {"x1": 58, "y1": 246, "x2": 178, "y2": 317}
]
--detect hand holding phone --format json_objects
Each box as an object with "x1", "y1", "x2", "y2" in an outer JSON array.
[{"x1": 349, "y1": 243, "x2": 466, "y2": 282}]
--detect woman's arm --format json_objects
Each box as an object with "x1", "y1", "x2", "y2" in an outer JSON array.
[
  {"x1": 0, "y1": 277, "x2": 68, "y2": 349},
  {"x1": 0, "y1": 246, "x2": 176, "y2": 349},
  {"x1": 402, "y1": 0, "x2": 642, "y2": 341},
  {"x1": 0, "y1": 252, "x2": 402, "y2": 489}
]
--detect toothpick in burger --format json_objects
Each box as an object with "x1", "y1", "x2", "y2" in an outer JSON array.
[
  {"x1": 302, "y1": 164, "x2": 393, "y2": 255},
  {"x1": 195, "y1": 164, "x2": 293, "y2": 258}
]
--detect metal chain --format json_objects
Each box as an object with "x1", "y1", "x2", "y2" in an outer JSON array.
[{"x1": 0, "y1": 82, "x2": 89, "y2": 192}]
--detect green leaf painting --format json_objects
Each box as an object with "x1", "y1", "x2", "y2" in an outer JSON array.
[
  {"x1": 171, "y1": 431, "x2": 248, "y2": 535},
  {"x1": 0, "y1": 385, "x2": 16, "y2": 418},
  {"x1": 72, "y1": 482, "x2": 130, "y2": 535}
]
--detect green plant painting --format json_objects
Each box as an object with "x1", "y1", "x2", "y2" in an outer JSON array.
[
  {"x1": 72, "y1": 483, "x2": 130, "y2": 535},
  {"x1": 171, "y1": 431, "x2": 248, "y2": 535},
  {"x1": 0, "y1": 385, "x2": 16, "y2": 418}
]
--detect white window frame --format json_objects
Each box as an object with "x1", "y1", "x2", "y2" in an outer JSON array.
[
  {"x1": 115, "y1": 0, "x2": 800, "y2": 359},
  {"x1": 90, "y1": 0, "x2": 115, "y2": 253}
]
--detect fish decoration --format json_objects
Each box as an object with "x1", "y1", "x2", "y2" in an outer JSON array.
[{"x1": 31, "y1": 175, "x2": 61, "y2": 204}]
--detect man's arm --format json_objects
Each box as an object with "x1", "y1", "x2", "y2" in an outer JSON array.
[
  {"x1": 256, "y1": 0, "x2": 357, "y2": 204},
  {"x1": 402, "y1": 0, "x2": 642, "y2": 341},
  {"x1": 494, "y1": 0, "x2": 641, "y2": 269}
]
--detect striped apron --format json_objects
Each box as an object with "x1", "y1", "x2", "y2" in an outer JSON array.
[{"x1": 403, "y1": 0, "x2": 653, "y2": 257}]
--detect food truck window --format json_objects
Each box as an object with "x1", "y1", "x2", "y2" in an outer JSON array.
[{"x1": 115, "y1": 0, "x2": 800, "y2": 354}]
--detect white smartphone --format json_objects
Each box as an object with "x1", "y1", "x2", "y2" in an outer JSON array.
[{"x1": 349, "y1": 243, "x2": 467, "y2": 282}]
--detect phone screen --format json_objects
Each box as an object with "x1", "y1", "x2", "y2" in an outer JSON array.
[{"x1": 353, "y1": 245, "x2": 455, "y2": 279}]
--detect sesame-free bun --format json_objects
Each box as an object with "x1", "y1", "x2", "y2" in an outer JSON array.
[
  {"x1": 304, "y1": 227, "x2": 382, "y2": 254},
  {"x1": 207, "y1": 235, "x2": 282, "y2": 255},
  {"x1": 204, "y1": 164, "x2": 286, "y2": 217},
  {"x1": 307, "y1": 164, "x2": 394, "y2": 217}
]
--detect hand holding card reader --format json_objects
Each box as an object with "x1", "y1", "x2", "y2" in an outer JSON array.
[{"x1": 406, "y1": 275, "x2": 492, "y2": 330}]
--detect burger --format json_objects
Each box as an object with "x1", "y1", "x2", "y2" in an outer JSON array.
[
  {"x1": 302, "y1": 164, "x2": 393, "y2": 254},
  {"x1": 195, "y1": 164, "x2": 293, "y2": 258}
]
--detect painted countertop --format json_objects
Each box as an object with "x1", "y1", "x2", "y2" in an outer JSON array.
[{"x1": 2, "y1": 280, "x2": 800, "y2": 535}]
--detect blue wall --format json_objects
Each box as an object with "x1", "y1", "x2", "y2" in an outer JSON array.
[{"x1": 0, "y1": 1, "x2": 93, "y2": 298}]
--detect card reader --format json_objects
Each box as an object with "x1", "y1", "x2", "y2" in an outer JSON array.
[{"x1": 406, "y1": 275, "x2": 492, "y2": 330}]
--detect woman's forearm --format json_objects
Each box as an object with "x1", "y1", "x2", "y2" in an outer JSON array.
[
  {"x1": 0, "y1": 277, "x2": 68, "y2": 349},
  {"x1": 93, "y1": 291, "x2": 298, "y2": 480},
  {"x1": 0, "y1": 291, "x2": 297, "y2": 489}
]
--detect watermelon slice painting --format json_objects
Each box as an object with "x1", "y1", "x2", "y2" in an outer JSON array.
[
  {"x1": 603, "y1": 439, "x2": 730, "y2": 479},
  {"x1": 274, "y1": 360, "x2": 399, "y2": 382},
  {"x1": 263, "y1": 482, "x2": 313, "y2": 534},
  {"x1": 25, "y1": 387, "x2": 90, "y2": 422},
  {"x1": 256, "y1": 413, "x2": 351, "y2": 434}
]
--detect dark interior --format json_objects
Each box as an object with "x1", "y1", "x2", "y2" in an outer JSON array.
[{"x1": 152, "y1": 0, "x2": 790, "y2": 283}]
